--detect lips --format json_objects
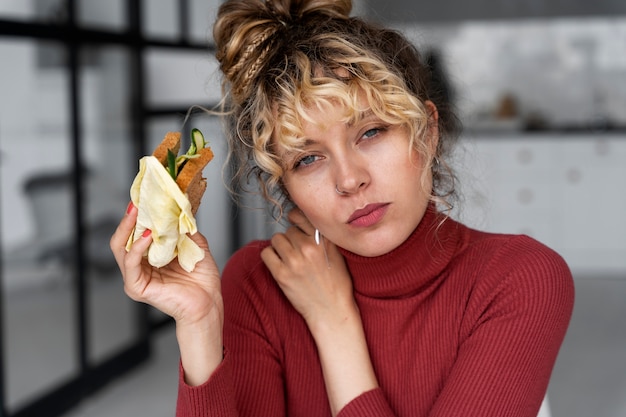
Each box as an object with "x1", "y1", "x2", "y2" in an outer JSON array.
[{"x1": 347, "y1": 203, "x2": 389, "y2": 227}]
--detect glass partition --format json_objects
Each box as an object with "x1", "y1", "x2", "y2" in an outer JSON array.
[
  {"x1": 0, "y1": 0, "x2": 65, "y2": 22},
  {"x1": 189, "y1": 0, "x2": 221, "y2": 44},
  {"x1": 79, "y1": 45, "x2": 139, "y2": 363},
  {"x1": 145, "y1": 48, "x2": 221, "y2": 107},
  {"x1": 143, "y1": 0, "x2": 180, "y2": 39},
  {"x1": 78, "y1": 0, "x2": 126, "y2": 31},
  {"x1": 0, "y1": 0, "x2": 218, "y2": 415},
  {"x1": 0, "y1": 39, "x2": 78, "y2": 413}
]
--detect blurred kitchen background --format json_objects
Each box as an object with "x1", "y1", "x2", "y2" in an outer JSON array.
[{"x1": 0, "y1": 0, "x2": 624, "y2": 416}]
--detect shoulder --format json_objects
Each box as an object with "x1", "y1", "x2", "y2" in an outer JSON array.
[
  {"x1": 458, "y1": 230, "x2": 574, "y2": 320},
  {"x1": 461, "y1": 228, "x2": 572, "y2": 282},
  {"x1": 222, "y1": 239, "x2": 272, "y2": 288},
  {"x1": 221, "y1": 239, "x2": 299, "y2": 310},
  {"x1": 225, "y1": 239, "x2": 270, "y2": 269},
  {"x1": 220, "y1": 239, "x2": 288, "y2": 321}
]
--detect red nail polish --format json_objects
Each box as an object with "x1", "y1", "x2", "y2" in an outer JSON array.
[
  {"x1": 126, "y1": 201, "x2": 134, "y2": 214},
  {"x1": 142, "y1": 229, "x2": 152, "y2": 238}
]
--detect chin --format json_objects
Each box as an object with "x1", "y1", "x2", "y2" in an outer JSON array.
[
  {"x1": 341, "y1": 223, "x2": 416, "y2": 257},
  {"x1": 349, "y1": 240, "x2": 402, "y2": 258}
]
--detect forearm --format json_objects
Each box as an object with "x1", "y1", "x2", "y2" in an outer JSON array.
[
  {"x1": 176, "y1": 310, "x2": 224, "y2": 386},
  {"x1": 309, "y1": 307, "x2": 379, "y2": 417}
]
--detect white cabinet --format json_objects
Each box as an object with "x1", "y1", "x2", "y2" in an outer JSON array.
[{"x1": 453, "y1": 133, "x2": 626, "y2": 275}]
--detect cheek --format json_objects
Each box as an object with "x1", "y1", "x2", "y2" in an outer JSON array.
[
  {"x1": 285, "y1": 179, "x2": 328, "y2": 218},
  {"x1": 380, "y1": 147, "x2": 420, "y2": 181},
  {"x1": 392, "y1": 152, "x2": 431, "y2": 199}
]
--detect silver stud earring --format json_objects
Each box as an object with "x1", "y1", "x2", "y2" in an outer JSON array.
[{"x1": 314, "y1": 229, "x2": 331, "y2": 268}]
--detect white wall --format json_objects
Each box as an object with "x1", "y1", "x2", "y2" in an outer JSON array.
[{"x1": 399, "y1": 18, "x2": 626, "y2": 129}]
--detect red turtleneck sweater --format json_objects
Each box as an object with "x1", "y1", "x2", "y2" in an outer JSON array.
[{"x1": 176, "y1": 207, "x2": 574, "y2": 417}]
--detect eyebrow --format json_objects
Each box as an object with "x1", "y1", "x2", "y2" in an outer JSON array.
[
  {"x1": 285, "y1": 109, "x2": 379, "y2": 151},
  {"x1": 279, "y1": 140, "x2": 315, "y2": 161},
  {"x1": 350, "y1": 109, "x2": 376, "y2": 126},
  {"x1": 301, "y1": 138, "x2": 319, "y2": 147},
  {"x1": 358, "y1": 109, "x2": 375, "y2": 120}
]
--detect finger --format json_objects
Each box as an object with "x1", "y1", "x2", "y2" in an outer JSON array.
[
  {"x1": 110, "y1": 202, "x2": 138, "y2": 265},
  {"x1": 188, "y1": 230, "x2": 209, "y2": 251},
  {"x1": 122, "y1": 229, "x2": 153, "y2": 299},
  {"x1": 287, "y1": 208, "x2": 315, "y2": 235},
  {"x1": 286, "y1": 226, "x2": 323, "y2": 253},
  {"x1": 260, "y1": 244, "x2": 283, "y2": 275},
  {"x1": 269, "y1": 232, "x2": 296, "y2": 259},
  {"x1": 125, "y1": 228, "x2": 153, "y2": 263}
]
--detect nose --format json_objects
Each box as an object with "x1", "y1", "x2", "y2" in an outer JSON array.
[{"x1": 334, "y1": 154, "x2": 370, "y2": 195}]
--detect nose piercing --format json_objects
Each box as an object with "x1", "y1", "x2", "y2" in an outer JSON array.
[{"x1": 335, "y1": 185, "x2": 347, "y2": 195}]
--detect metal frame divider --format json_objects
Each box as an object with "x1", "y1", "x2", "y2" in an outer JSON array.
[{"x1": 0, "y1": 1, "x2": 218, "y2": 416}]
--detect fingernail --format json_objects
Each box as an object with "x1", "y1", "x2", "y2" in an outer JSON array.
[
  {"x1": 142, "y1": 229, "x2": 152, "y2": 238},
  {"x1": 126, "y1": 201, "x2": 134, "y2": 215}
]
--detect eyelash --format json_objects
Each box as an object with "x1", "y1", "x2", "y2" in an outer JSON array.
[
  {"x1": 362, "y1": 126, "x2": 385, "y2": 139},
  {"x1": 291, "y1": 125, "x2": 389, "y2": 170},
  {"x1": 293, "y1": 154, "x2": 319, "y2": 169}
]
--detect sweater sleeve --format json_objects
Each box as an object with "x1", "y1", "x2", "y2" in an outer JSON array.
[
  {"x1": 176, "y1": 241, "x2": 288, "y2": 417},
  {"x1": 429, "y1": 235, "x2": 574, "y2": 417},
  {"x1": 337, "y1": 388, "x2": 396, "y2": 417},
  {"x1": 176, "y1": 350, "x2": 238, "y2": 417}
]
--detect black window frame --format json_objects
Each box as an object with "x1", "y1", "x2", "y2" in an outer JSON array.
[{"x1": 0, "y1": 1, "x2": 220, "y2": 416}]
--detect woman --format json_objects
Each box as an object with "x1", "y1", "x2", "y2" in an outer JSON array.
[{"x1": 110, "y1": 0, "x2": 574, "y2": 416}]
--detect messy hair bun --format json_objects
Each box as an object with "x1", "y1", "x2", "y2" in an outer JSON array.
[
  {"x1": 213, "y1": 0, "x2": 460, "y2": 218},
  {"x1": 214, "y1": 0, "x2": 352, "y2": 104}
]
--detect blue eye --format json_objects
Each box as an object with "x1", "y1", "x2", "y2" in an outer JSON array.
[
  {"x1": 363, "y1": 128, "x2": 379, "y2": 138},
  {"x1": 363, "y1": 126, "x2": 388, "y2": 140},
  {"x1": 295, "y1": 154, "x2": 318, "y2": 168}
]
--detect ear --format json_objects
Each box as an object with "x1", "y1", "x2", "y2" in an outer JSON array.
[{"x1": 424, "y1": 100, "x2": 440, "y2": 158}]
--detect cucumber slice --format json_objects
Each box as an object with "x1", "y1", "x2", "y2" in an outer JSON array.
[
  {"x1": 167, "y1": 149, "x2": 177, "y2": 179},
  {"x1": 191, "y1": 128, "x2": 206, "y2": 154},
  {"x1": 187, "y1": 138, "x2": 197, "y2": 156}
]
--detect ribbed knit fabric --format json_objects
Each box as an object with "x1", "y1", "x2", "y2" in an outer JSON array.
[{"x1": 176, "y1": 206, "x2": 574, "y2": 417}]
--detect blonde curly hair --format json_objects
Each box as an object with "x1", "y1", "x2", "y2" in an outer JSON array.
[{"x1": 213, "y1": 0, "x2": 460, "y2": 218}]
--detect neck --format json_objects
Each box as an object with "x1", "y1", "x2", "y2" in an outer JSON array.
[{"x1": 340, "y1": 206, "x2": 462, "y2": 298}]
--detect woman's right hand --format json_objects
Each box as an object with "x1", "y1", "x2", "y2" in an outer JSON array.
[{"x1": 110, "y1": 202, "x2": 224, "y2": 385}]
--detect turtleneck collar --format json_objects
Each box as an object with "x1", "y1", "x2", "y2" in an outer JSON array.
[{"x1": 340, "y1": 205, "x2": 463, "y2": 299}]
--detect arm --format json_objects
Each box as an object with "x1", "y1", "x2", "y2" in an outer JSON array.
[
  {"x1": 306, "y1": 295, "x2": 379, "y2": 416},
  {"x1": 260, "y1": 210, "x2": 379, "y2": 417},
  {"x1": 110, "y1": 203, "x2": 230, "y2": 415},
  {"x1": 430, "y1": 237, "x2": 574, "y2": 417}
]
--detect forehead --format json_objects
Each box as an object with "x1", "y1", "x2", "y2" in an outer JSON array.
[{"x1": 280, "y1": 87, "x2": 370, "y2": 131}]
